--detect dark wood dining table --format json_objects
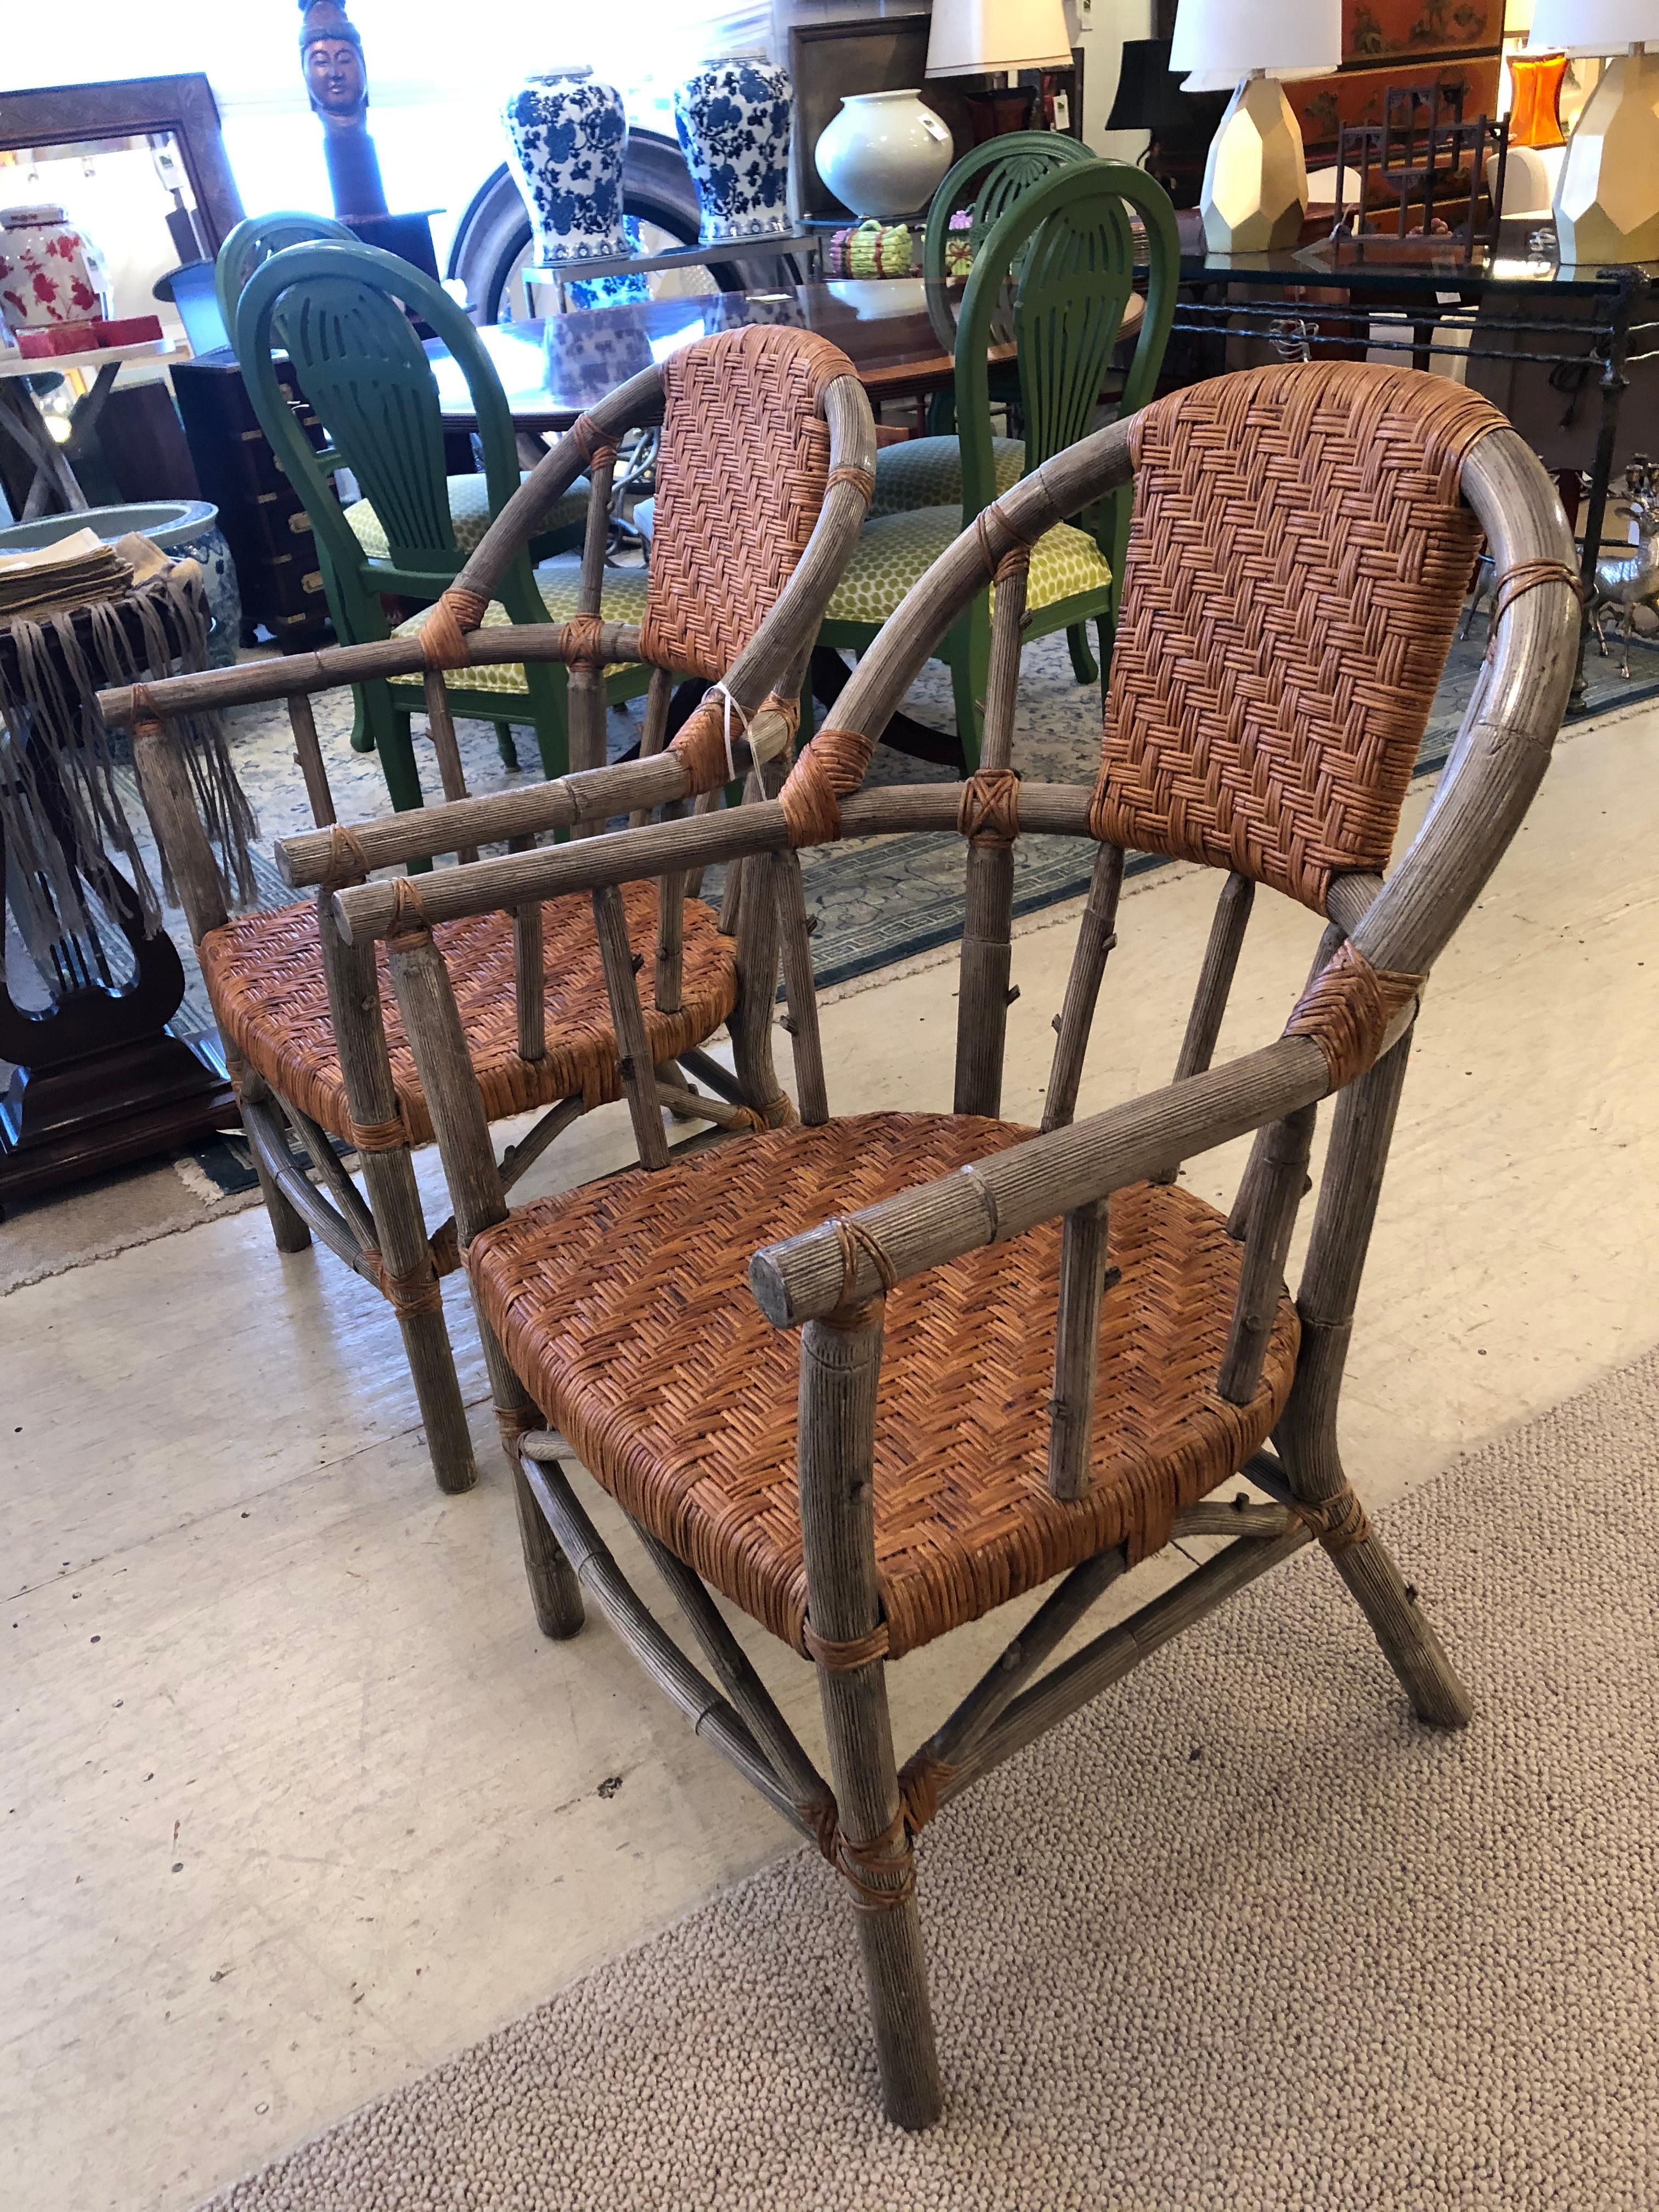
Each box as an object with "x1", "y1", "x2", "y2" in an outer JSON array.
[{"x1": 427, "y1": 278, "x2": 1144, "y2": 432}]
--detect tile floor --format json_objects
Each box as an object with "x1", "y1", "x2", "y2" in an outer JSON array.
[{"x1": 4, "y1": 702, "x2": 1657, "y2": 2211}]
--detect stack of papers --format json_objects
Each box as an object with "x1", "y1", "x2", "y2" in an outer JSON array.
[{"x1": 0, "y1": 527, "x2": 132, "y2": 622}]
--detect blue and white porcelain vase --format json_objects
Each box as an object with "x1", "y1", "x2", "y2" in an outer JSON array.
[
  {"x1": 501, "y1": 66, "x2": 647, "y2": 305},
  {"x1": 673, "y1": 56, "x2": 794, "y2": 246}
]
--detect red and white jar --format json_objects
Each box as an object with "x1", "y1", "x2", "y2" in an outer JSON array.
[{"x1": 0, "y1": 206, "x2": 106, "y2": 333}]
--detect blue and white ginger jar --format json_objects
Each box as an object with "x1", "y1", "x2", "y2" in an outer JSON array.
[
  {"x1": 674, "y1": 58, "x2": 794, "y2": 246},
  {"x1": 501, "y1": 67, "x2": 647, "y2": 304}
]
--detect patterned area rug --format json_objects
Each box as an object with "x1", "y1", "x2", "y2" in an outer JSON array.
[{"x1": 203, "y1": 1345, "x2": 1659, "y2": 2210}]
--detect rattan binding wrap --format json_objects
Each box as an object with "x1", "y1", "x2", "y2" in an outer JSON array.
[
  {"x1": 1284, "y1": 938, "x2": 1424, "y2": 1088},
  {"x1": 200, "y1": 883, "x2": 737, "y2": 1147},
  {"x1": 466, "y1": 1115, "x2": 1299, "y2": 1662},
  {"x1": 646, "y1": 325, "x2": 850, "y2": 689},
  {"x1": 1090, "y1": 363, "x2": 1501, "y2": 912}
]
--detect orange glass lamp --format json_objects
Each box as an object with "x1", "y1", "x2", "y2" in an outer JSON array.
[{"x1": 1508, "y1": 49, "x2": 1570, "y2": 146}]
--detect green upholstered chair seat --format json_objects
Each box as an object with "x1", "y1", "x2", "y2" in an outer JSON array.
[
  {"x1": 825, "y1": 507, "x2": 1110, "y2": 628},
  {"x1": 346, "y1": 472, "x2": 590, "y2": 560},
  {"x1": 869, "y1": 435, "x2": 1024, "y2": 516},
  {"x1": 394, "y1": 562, "x2": 651, "y2": 695}
]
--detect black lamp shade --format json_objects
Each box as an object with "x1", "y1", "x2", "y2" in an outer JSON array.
[{"x1": 1105, "y1": 38, "x2": 1230, "y2": 145}]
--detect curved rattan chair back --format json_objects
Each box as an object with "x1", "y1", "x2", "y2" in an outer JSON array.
[
  {"x1": 921, "y1": 131, "x2": 1095, "y2": 289},
  {"x1": 639, "y1": 325, "x2": 845, "y2": 684},
  {"x1": 1093, "y1": 362, "x2": 1493, "y2": 915},
  {"x1": 234, "y1": 239, "x2": 530, "y2": 605},
  {"x1": 213, "y1": 211, "x2": 354, "y2": 344}
]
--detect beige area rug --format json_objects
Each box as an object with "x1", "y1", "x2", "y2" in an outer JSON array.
[
  {"x1": 205, "y1": 1350, "x2": 1659, "y2": 2211},
  {"x1": 0, "y1": 1153, "x2": 258, "y2": 1297}
]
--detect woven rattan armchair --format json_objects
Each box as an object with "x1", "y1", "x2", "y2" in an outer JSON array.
[
  {"x1": 97, "y1": 326, "x2": 876, "y2": 1553},
  {"x1": 320, "y1": 362, "x2": 1579, "y2": 2126}
]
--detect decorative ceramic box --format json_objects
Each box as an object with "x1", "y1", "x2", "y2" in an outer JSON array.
[
  {"x1": 674, "y1": 57, "x2": 794, "y2": 244},
  {"x1": 0, "y1": 206, "x2": 105, "y2": 332}
]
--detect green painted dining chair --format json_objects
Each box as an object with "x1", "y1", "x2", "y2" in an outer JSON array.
[
  {"x1": 233, "y1": 239, "x2": 613, "y2": 814},
  {"x1": 218, "y1": 213, "x2": 592, "y2": 633},
  {"x1": 816, "y1": 159, "x2": 1179, "y2": 768},
  {"x1": 870, "y1": 131, "x2": 1097, "y2": 521}
]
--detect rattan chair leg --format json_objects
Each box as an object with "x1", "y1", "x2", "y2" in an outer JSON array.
[
  {"x1": 368, "y1": 1145, "x2": 477, "y2": 1497},
  {"x1": 236, "y1": 1067, "x2": 314, "y2": 1254},
  {"x1": 321, "y1": 898, "x2": 477, "y2": 1492},
  {"x1": 1277, "y1": 1028, "x2": 1473, "y2": 1727},
  {"x1": 799, "y1": 1311, "x2": 943, "y2": 2132}
]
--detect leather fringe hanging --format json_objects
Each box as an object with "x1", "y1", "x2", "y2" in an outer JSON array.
[{"x1": 0, "y1": 560, "x2": 257, "y2": 983}]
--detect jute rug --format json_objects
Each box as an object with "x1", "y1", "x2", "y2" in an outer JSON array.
[{"x1": 205, "y1": 1347, "x2": 1659, "y2": 2211}]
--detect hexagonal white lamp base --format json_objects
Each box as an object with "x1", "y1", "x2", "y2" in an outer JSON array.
[
  {"x1": 1553, "y1": 47, "x2": 1659, "y2": 267},
  {"x1": 1199, "y1": 74, "x2": 1310, "y2": 256}
]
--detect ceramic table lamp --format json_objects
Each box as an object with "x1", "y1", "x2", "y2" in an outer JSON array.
[
  {"x1": 1171, "y1": 0, "x2": 1342, "y2": 253},
  {"x1": 1527, "y1": 0, "x2": 1659, "y2": 262}
]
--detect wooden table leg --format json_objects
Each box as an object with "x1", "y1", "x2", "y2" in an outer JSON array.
[{"x1": 0, "y1": 377, "x2": 89, "y2": 518}]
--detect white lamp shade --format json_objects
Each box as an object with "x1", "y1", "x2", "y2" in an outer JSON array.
[
  {"x1": 926, "y1": 0, "x2": 1074, "y2": 78},
  {"x1": 1169, "y1": 0, "x2": 1342, "y2": 82},
  {"x1": 1526, "y1": 0, "x2": 1659, "y2": 53}
]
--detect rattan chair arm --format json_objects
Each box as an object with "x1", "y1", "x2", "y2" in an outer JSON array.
[
  {"x1": 747, "y1": 1034, "x2": 1334, "y2": 1329},
  {"x1": 279, "y1": 703, "x2": 801, "y2": 888},
  {"x1": 94, "y1": 620, "x2": 646, "y2": 733}
]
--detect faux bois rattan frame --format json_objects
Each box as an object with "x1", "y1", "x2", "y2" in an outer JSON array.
[{"x1": 172, "y1": 361, "x2": 1589, "y2": 2131}]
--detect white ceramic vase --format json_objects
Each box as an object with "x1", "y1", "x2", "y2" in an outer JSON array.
[{"x1": 814, "y1": 89, "x2": 952, "y2": 222}]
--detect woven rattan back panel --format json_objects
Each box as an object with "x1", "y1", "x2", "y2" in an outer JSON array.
[
  {"x1": 638, "y1": 325, "x2": 851, "y2": 681},
  {"x1": 1091, "y1": 362, "x2": 1500, "y2": 912}
]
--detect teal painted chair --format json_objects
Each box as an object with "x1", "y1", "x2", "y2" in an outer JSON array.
[
  {"x1": 233, "y1": 239, "x2": 612, "y2": 812},
  {"x1": 217, "y1": 213, "x2": 591, "y2": 636},
  {"x1": 816, "y1": 160, "x2": 1179, "y2": 768}
]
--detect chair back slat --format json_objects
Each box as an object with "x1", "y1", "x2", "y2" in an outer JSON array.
[
  {"x1": 213, "y1": 210, "x2": 354, "y2": 340},
  {"x1": 919, "y1": 132, "x2": 1094, "y2": 289},
  {"x1": 568, "y1": 444, "x2": 621, "y2": 796},
  {"x1": 1041, "y1": 842, "x2": 1126, "y2": 1135},
  {"x1": 590, "y1": 883, "x2": 671, "y2": 1170},
  {"x1": 272, "y1": 276, "x2": 455, "y2": 560},
  {"x1": 1093, "y1": 363, "x2": 1500, "y2": 913},
  {"x1": 285, "y1": 692, "x2": 336, "y2": 828},
  {"x1": 953, "y1": 546, "x2": 1030, "y2": 1117}
]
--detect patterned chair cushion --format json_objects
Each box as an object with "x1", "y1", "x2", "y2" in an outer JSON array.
[
  {"x1": 345, "y1": 472, "x2": 590, "y2": 560},
  {"x1": 825, "y1": 507, "x2": 1110, "y2": 629},
  {"x1": 393, "y1": 562, "x2": 652, "y2": 697},
  {"x1": 868, "y1": 435, "x2": 1024, "y2": 516}
]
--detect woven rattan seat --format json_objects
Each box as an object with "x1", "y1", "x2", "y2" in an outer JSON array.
[
  {"x1": 200, "y1": 883, "x2": 738, "y2": 1148},
  {"x1": 467, "y1": 1113, "x2": 1299, "y2": 1660}
]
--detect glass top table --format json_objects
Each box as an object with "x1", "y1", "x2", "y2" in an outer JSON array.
[{"x1": 427, "y1": 279, "x2": 1142, "y2": 433}]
